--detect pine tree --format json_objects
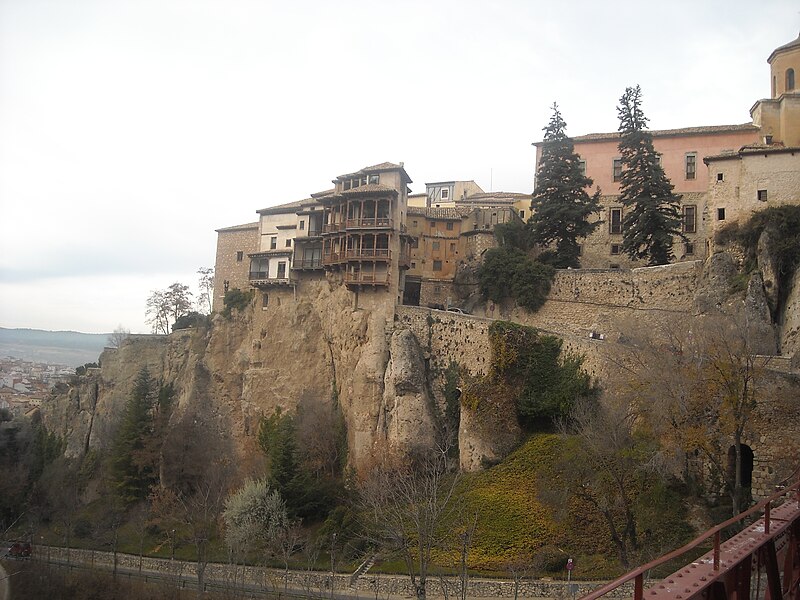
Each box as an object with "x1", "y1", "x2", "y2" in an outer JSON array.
[
  {"x1": 530, "y1": 103, "x2": 601, "y2": 268},
  {"x1": 110, "y1": 367, "x2": 158, "y2": 504},
  {"x1": 617, "y1": 86, "x2": 684, "y2": 265}
]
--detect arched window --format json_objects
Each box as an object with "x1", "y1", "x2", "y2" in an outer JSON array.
[{"x1": 787, "y1": 68, "x2": 796, "y2": 91}]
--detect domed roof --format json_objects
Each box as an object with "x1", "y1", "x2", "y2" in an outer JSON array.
[{"x1": 768, "y1": 32, "x2": 800, "y2": 64}]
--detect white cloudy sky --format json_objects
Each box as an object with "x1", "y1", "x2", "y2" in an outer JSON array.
[{"x1": 1, "y1": 0, "x2": 797, "y2": 334}]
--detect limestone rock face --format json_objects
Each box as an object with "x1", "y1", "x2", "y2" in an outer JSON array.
[
  {"x1": 379, "y1": 328, "x2": 435, "y2": 454},
  {"x1": 458, "y1": 406, "x2": 521, "y2": 472},
  {"x1": 694, "y1": 252, "x2": 737, "y2": 314},
  {"x1": 781, "y1": 266, "x2": 800, "y2": 358},
  {"x1": 745, "y1": 272, "x2": 778, "y2": 355},
  {"x1": 757, "y1": 228, "x2": 780, "y2": 316}
]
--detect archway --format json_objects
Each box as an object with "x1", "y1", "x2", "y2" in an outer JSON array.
[{"x1": 727, "y1": 443, "x2": 754, "y2": 489}]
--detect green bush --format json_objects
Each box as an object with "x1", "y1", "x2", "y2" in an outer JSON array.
[
  {"x1": 222, "y1": 288, "x2": 254, "y2": 317},
  {"x1": 172, "y1": 311, "x2": 208, "y2": 331}
]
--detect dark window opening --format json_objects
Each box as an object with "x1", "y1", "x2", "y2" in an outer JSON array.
[
  {"x1": 613, "y1": 158, "x2": 622, "y2": 182},
  {"x1": 610, "y1": 244, "x2": 621, "y2": 255},
  {"x1": 685, "y1": 242, "x2": 695, "y2": 256},
  {"x1": 757, "y1": 189, "x2": 768, "y2": 202},
  {"x1": 236, "y1": 251, "x2": 243, "y2": 262},
  {"x1": 717, "y1": 207, "x2": 726, "y2": 221},
  {"x1": 433, "y1": 260, "x2": 442, "y2": 271},
  {"x1": 683, "y1": 205, "x2": 697, "y2": 234},
  {"x1": 610, "y1": 208, "x2": 623, "y2": 234},
  {"x1": 717, "y1": 172, "x2": 724, "y2": 182}
]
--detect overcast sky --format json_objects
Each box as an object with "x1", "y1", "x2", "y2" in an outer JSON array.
[{"x1": 1, "y1": 0, "x2": 798, "y2": 334}]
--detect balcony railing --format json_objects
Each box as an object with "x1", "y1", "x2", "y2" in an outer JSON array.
[
  {"x1": 293, "y1": 259, "x2": 323, "y2": 270},
  {"x1": 323, "y1": 251, "x2": 344, "y2": 265},
  {"x1": 250, "y1": 273, "x2": 291, "y2": 285},
  {"x1": 323, "y1": 223, "x2": 344, "y2": 234},
  {"x1": 346, "y1": 217, "x2": 392, "y2": 229},
  {"x1": 345, "y1": 248, "x2": 391, "y2": 260},
  {"x1": 344, "y1": 271, "x2": 389, "y2": 285}
]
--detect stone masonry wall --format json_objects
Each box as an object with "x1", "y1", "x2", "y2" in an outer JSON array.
[
  {"x1": 213, "y1": 224, "x2": 259, "y2": 312},
  {"x1": 42, "y1": 545, "x2": 629, "y2": 599}
]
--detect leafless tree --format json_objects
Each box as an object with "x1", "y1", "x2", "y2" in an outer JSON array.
[
  {"x1": 145, "y1": 290, "x2": 170, "y2": 335},
  {"x1": 107, "y1": 325, "x2": 130, "y2": 349},
  {"x1": 359, "y1": 443, "x2": 463, "y2": 600},
  {"x1": 197, "y1": 267, "x2": 214, "y2": 314}
]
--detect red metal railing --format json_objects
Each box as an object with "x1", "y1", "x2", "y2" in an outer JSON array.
[{"x1": 582, "y1": 478, "x2": 800, "y2": 600}]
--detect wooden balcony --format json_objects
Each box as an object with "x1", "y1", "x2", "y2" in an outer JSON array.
[
  {"x1": 345, "y1": 217, "x2": 393, "y2": 230},
  {"x1": 344, "y1": 271, "x2": 389, "y2": 286},
  {"x1": 292, "y1": 259, "x2": 323, "y2": 270},
  {"x1": 249, "y1": 272, "x2": 292, "y2": 286},
  {"x1": 345, "y1": 248, "x2": 391, "y2": 260},
  {"x1": 323, "y1": 222, "x2": 344, "y2": 234}
]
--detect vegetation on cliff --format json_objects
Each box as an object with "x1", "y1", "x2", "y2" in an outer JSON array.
[{"x1": 462, "y1": 321, "x2": 597, "y2": 431}]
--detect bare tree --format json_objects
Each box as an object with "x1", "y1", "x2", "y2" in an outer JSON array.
[
  {"x1": 359, "y1": 444, "x2": 463, "y2": 600},
  {"x1": 145, "y1": 290, "x2": 170, "y2": 335},
  {"x1": 618, "y1": 316, "x2": 771, "y2": 516},
  {"x1": 165, "y1": 282, "x2": 193, "y2": 328},
  {"x1": 197, "y1": 267, "x2": 214, "y2": 314},
  {"x1": 107, "y1": 325, "x2": 130, "y2": 349}
]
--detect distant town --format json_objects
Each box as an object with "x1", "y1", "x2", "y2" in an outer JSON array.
[{"x1": 0, "y1": 355, "x2": 78, "y2": 417}]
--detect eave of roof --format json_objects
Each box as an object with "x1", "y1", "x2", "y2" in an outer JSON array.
[
  {"x1": 216, "y1": 222, "x2": 259, "y2": 233},
  {"x1": 704, "y1": 144, "x2": 800, "y2": 163},
  {"x1": 767, "y1": 33, "x2": 800, "y2": 64},
  {"x1": 533, "y1": 123, "x2": 759, "y2": 146}
]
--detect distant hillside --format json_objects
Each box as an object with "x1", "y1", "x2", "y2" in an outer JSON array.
[{"x1": 0, "y1": 327, "x2": 109, "y2": 367}]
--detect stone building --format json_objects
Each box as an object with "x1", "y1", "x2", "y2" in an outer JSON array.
[
  {"x1": 212, "y1": 222, "x2": 259, "y2": 312},
  {"x1": 531, "y1": 32, "x2": 800, "y2": 269}
]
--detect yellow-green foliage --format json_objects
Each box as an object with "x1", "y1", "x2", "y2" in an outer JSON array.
[{"x1": 458, "y1": 434, "x2": 564, "y2": 570}]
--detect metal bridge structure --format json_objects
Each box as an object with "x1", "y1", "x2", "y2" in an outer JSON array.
[{"x1": 583, "y1": 479, "x2": 800, "y2": 600}]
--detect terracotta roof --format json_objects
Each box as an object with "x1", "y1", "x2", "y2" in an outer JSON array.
[
  {"x1": 215, "y1": 222, "x2": 258, "y2": 233},
  {"x1": 310, "y1": 188, "x2": 336, "y2": 199},
  {"x1": 462, "y1": 192, "x2": 530, "y2": 201},
  {"x1": 768, "y1": 33, "x2": 800, "y2": 64},
  {"x1": 537, "y1": 123, "x2": 759, "y2": 145},
  {"x1": 362, "y1": 162, "x2": 404, "y2": 172},
  {"x1": 340, "y1": 183, "x2": 398, "y2": 195},
  {"x1": 407, "y1": 206, "x2": 473, "y2": 220},
  {"x1": 704, "y1": 144, "x2": 800, "y2": 163},
  {"x1": 336, "y1": 162, "x2": 412, "y2": 184},
  {"x1": 256, "y1": 199, "x2": 306, "y2": 215}
]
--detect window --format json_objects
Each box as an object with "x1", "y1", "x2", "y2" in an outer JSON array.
[
  {"x1": 610, "y1": 243, "x2": 621, "y2": 255},
  {"x1": 236, "y1": 251, "x2": 243, "y2": 262},
  {"x1": 685, "y1": 154, "x2": 697, "y2": 180},
  {"x1": 613, "y1": 158, "x2": 622, "y2": 182},
  {"x1": 576, "y1": 245, "x2": 582, "y2": 256},
  {"x1": 270, "y1": 237, "x2": 277, "y2": 250},
  {"x1": 277, "y1": 262, "x2": 286, "y2": 279},
  {"x1": 299, "y1": 220, "x2": 305, "y2": 230},
  {"x1": 368, "y1": 174, "x2": 379, "y2": 184},
  {"x1": 430, "y1": 222, "x2": 436, "y2": 229},
  {"x1": 432, "y1": 241, "x2": 440, "y2": 250},
  {"x1": 441, "y1": 188, "x2": 450, "y2": 200},
  {"x1": 610, "y1": 263, "x2": 620, "y2": 269},
  {"x1": 446, "y1": 222, "x2": 454, "y2": 231},
  {"x1": 285, "y1": 239, "x2": 291, "y2": 247},
  {"x1": 757, "y1": 189, "x2": 768, "y2": 202},
  {"x1": 609, "y1": 207, "x2": 623, "y2": 234},
  {"x1": 765, "y1": 135, "x2": 773, "y2": 145},
  {"x1": 685, "y1": 242, "x2": 695, "y2": 256},
  {"x1": 410, "y1": 238, "x2": 419, "y2": 248},
  {"x1": 450, "y1": 243, "x2": 456, "y2": 252},
  {"x1": 262, "y1": 293, "x2": 269, "y2": 308},
  {"x1": 433, "y1": 260, "x2": 442, "y2": 271},
  {"x1": 343, "y1": 179, "x2": 351, "y2": 190},
  {"x1": 519, "y1": 210, "x2": 525, "y2": 220},
  {"x1": 717, "y1": 173, "x2": 724, "y2": 182},
  {"x1": 717, "y1": 207, "x2": 726, "y2": 221},
  {"x1": 411, "y1": 262, "x2": 416, "y2": 269},
  {"x1": 412, "y1": 220, "x2": 418, "y2": 228},
  {"x1": 787, "y1": 68, "x2": 795, "y2": 91},
  {"x1": 682, "y1": 205, "x2": 697, "y2": 234},
  {"x1": 578, "y1": 160, "x2": 586, "y2": 176}
]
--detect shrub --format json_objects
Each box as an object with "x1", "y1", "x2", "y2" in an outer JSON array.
[
  {"x1": 172, "y1": 311, "x2": 208, "y2": 331},
  {"x1": 222, "y1": 288, "x2": 254, "y2": 317}
]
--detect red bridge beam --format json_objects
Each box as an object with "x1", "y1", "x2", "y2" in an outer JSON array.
[{"x1": 582, "y1": 480, "x2": 800, "y2": 600}]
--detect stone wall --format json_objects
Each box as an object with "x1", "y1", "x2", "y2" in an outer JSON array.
[{"x1": 41, "y1": 545, "x2": 630, "y2": 599}]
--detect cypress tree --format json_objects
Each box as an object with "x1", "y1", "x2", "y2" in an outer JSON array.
[
  {"x1": 617, "y1": 86, "x2": 684, "y2": 265},
  {"x1": 530, "y1": 103, "x2": 601, "y2": 268}
]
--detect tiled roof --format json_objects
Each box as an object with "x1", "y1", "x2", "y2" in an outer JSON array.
[
  {"x1": 538, "y1": 123, "x2": 759, "y2": 145},
  {"x1": 216, "y1": 222, "x2": 258, "y2": 233},
  {"x1": 310, "y1": 188, "x2": 335, "y2": 199},
  {"x1": 340, "y1": 183, "x2": 398, "y2": 195},
  {"x1": 256, "y1": 198, "x2": 306, "y2": 215},
  {"x1": 462, "y1": 192, "x2": 530, "y2": 201},
  {"x1": 768, "y1": 33, "x2": 800, "y2": 63},
  {"x1": 704, "y1": 144, "x2": 800, "y2": 162},
  {"x1": 362, "y1": 162, "x2": 403, "y2": 172},
  {"x1": 407, "y1": 206, "x2": 473, "y2": 220}
]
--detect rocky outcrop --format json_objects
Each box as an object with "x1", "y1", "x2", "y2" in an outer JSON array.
[
  {"x1": 781, "y1": 266, "x2": 800, "y2": 358},
  {"x1": 379, "y1": 329, "x2": 436, "y2": 454},
  {"x1": 757, "y1": 228, "x2": 780, "y2": 316},
  {"x1": 693, "y1": 251, "x2": 737, "y2": 314},
  {"x1": 744, "y1": 272, "x2": 778, "y2": 355}
]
